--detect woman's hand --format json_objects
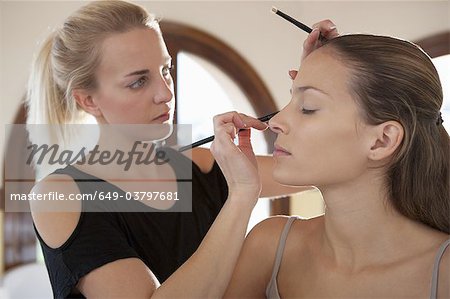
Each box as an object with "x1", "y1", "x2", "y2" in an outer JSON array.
[
  {"x1": 301, "y1": 19, "x2": 339, "y2": 62},
  {"x1": 210, "y1": 112, "x2": 268, "y2": 200},
  {"x1": 288, "y1": 20, "x2": 339, "y2": 81}
]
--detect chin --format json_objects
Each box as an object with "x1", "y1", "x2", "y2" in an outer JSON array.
[
  {"x1": 272, "y1": 168, "x2": 293, "y2": 186},
  {"x1": 273, "y1": 165, "x2": 314, "y2": 187}
]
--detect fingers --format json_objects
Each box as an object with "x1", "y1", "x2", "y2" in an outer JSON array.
[
  {"x1": 210, "y1": 112, "x2": 261, "y2": 198},
  {"x1": 213, "y1": 112, "x2": 243, "y2": 143},
  {"x1": 210, "y1": 111, "x2": 261, "y2": 171},
  {"x1": 301, "y1": 19, "x2": 339, "y2": 63},
  {"x1": 301, "y1": 28, "x2": 319, "y2": 61},
  {"x1": 311, "y1": 19, "x2": 339, "y2": 39},
  {"x1": 237, "y1": 128, "x2": 252, "y2": 149},
  {"x1": 241, "y1": 114, "x2": 269, "y2": 131},
  {"x1": 213, "y1": 112, "x2": 268, "y2": 134},
  {"x1": 212, "y1": 111, "x2": 268, "y2": 150}
]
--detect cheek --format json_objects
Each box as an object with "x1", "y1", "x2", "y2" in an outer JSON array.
[
  {"x1": 98, "y1": 87, "x2": 152, "y2": 113},
  {"x1": 275, "y1": 119, "x2": 368, "y2": 186},
  {"x1": 95, "y1": 93, "x2": 124, "y2": 121},
  {"x1": 94, "y1": 95, "x2": 134, "y2": 126},
  {"x1": 272, "y1": 161, "x2": 300, "y2": 186}
]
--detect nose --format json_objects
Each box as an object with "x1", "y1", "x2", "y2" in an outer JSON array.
[
  {"x1": 269, "y1": 108, "x2": 288, "y2": 134},
  {"x1": 154, "y1": 75, "x2": 174, "y2": 104}
]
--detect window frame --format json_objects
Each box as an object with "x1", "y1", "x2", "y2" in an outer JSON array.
[
  {"x1": 414, "y1": 31, "x2": 450, "y2": 58},
  {"x1": 160, "y1": 21, "x2": 290, "y2": 215}
]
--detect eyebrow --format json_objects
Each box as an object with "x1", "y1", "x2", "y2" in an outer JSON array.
[
  {"x1": 297, "y1": 85, "x2": 328, "y2": 96},
  {"x1": 125, "y1": 69, "x2": 149, "y2": 77},
  {"x1": 124, "y1": 58, "x2": 172, "y2": 77},
  {"x1": 290, "y1": 85, "x2": 331, "y2": 99}
]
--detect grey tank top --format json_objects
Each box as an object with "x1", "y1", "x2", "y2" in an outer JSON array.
[{"x1": 265, "y1": 216, "x2": 450, "y2": 299}]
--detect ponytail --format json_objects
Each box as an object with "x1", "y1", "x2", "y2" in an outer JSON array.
[
  {"x1": 26, "y1": 32, "x2": 64, "y2": 125},
  {"x1": 25, "y1": 0, "x2": 158, "y2": 178}
]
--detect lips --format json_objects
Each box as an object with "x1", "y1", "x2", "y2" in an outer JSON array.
[
  {"x1": 273, "y1": 144, "x2": 291, "y2": 157},
  {"x1": 153, "y1": 111, "x2": 170, "y2": 122}
]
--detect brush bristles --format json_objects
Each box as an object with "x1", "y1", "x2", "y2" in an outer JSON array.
[{"x1": 271, "y1": 6, "x2": 278, "y2": 14}]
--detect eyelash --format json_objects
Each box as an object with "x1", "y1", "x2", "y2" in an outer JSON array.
[
  {"x1": 301, "y1": 108, "x2": 316, "y2": 115},
  {"x1": 128, "y1": 76, "x2": 148, "y2": 89},
  {"x1": 127, "y1": 64, "x2": 173, "y2": 90}
]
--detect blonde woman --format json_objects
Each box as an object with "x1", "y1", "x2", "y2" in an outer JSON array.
[{"x1": 26, "y1": 1, "x2": 328, "y2": 297}]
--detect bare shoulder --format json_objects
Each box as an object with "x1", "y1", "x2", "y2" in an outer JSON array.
[
  {"x1": 290, "y1": 214, "x2": 324, "y2": 238},
  {"x1": 33, "y1": 175, "x2": 161, "y2": 297},
  {"x1": 236, "y1": 216, "x2": 291, "y2": 269},
  {"x1": 249, "y1": 215, "x2": 297, "y2": 239},
  {"x1": 282, "y1": 215, "x2": 324, "y2": 259},
  {"x1": 191, "y1": 147, "x2": 215, "y2": 173},
  {"x1": 224, "y1": 216, "x2": 294, "y2": 298},
  {"x1": 248, "y1": 215, "x2": 322, "y2": 249},
  {"x1": 224, "y1": 216, "x2": 321, "y2": 298},
  {"x1": 30, "y1": 173, "x2": 82, "y2": 249},
  {"x1": 223, "y1": 216, "x2": 293, "y2": 270}
]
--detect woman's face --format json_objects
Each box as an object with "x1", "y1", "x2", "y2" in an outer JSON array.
[
  {"x1": 269, "y1": 48, "x2": 373, "y2": 188},
  {"x1": 91, "y1": 27, "x2": 174, "y2": 125}
]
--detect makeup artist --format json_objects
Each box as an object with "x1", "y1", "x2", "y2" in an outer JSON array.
[
  {"x1": 223, "y1": 23, "x2": 450, "y2": 299},
  {"x1": 26, "y1": 1, "x2": 323, "y2": 298}
]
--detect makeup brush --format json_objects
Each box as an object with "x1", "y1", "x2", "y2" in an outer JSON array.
[
  {"x1": 271, "y1": 7, "x2": 326, "y2": 41},
  {"x1": 271, "y1": 7, "x2": 313, "y2": 33},
  {"x1": 177, "y1": 111, "x2": 279, "y2": 152}
]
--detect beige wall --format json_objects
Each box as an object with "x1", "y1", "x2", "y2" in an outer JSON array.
[
  {"x1": 291, "y1": 189, "x2": 325, "y2": 219},
  {"x1": 0, "y1": 0, "x2": 449, "y2": 272}
]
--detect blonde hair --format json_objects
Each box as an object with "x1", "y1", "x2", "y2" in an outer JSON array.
[{"x1": 26, "y1": 0, "x2": 159, "y2": 143}]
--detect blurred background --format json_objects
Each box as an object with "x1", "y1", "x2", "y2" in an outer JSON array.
[{"x1": 0, "y1": 1, "x2": 449, "y2": 297}]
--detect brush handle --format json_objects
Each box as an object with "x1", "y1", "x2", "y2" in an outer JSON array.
[
  {"x1": 177, "y1": 111, "x2": 279, "y2": 152},
  {"x1": 274, "y1": 8, "x2": 326, "y2": 42},
  {"x1": 275, "y1": 9, "x2": 312, "y2": 33}
]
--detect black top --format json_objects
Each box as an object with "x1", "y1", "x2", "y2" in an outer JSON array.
[{"x1": 34, "y1": 147, "x2": 228, "y2": 298}]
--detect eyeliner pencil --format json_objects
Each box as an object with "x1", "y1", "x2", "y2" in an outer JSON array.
[{"x1": 178, "y1": 111, "x2": 279, "y2": 152}]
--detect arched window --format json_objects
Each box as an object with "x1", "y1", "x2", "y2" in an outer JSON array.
[
  {"x1": 160, "y1": 21, "x2": 277, "y2": 143},
  {"x1": 160, "y1": 21, "x2": 290, "y2": 222}
]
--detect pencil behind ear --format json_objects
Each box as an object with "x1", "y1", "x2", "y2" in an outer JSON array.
[{"x1": 368, "y1": 121, "x2": 404, "y2": 161}]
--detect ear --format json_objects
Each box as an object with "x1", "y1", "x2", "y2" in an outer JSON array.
[
  {"x1": 72, "y1": 89, "x2": 103, "y2": 117},
  {"x1": 368, "y1": 121, "x2": 404, "y2": 161}
]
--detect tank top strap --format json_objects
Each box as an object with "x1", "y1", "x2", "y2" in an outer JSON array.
[
  {"x1": 430, "y1": 238, "x2": 450, "y2": 299},
  {"x1": 266, "y1": 216, "x2": 300, "y2": 298}
]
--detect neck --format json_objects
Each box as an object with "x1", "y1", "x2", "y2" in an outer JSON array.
[{"x1": 319, "y1": 170, "x2": 441, "y2": 271}]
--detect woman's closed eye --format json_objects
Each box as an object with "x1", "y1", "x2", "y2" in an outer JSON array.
[
  {"x1": 301, "y1": 108, "x2": 317, "y2": 115},
  {"x1": 128, "y1": 76, "x2": 148, "y2": 89}
]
